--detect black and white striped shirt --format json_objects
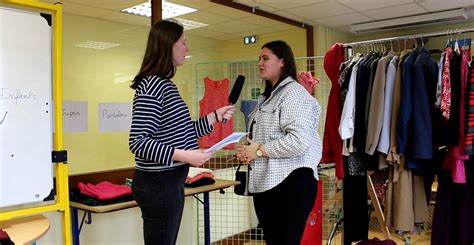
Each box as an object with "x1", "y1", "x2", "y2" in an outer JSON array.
[{"x1": 129, "y1": 75, "x2": 213, "y2": 171}]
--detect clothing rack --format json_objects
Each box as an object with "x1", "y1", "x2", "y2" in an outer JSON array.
[
  {"x1": 343, "y1": 27, "x2": 474, "y2": 47},
  {"x1": 339, "y1": 27, "x2": 474, "y2": 241}
]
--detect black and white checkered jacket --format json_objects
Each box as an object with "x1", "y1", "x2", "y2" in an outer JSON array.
[{"x1": 248, "y1": 76, "x2": 322, "y2": 193}]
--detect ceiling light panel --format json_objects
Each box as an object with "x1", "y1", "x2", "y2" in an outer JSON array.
[
  {"x1": 175, "y1": 18, "x2": 208, "y2": 30},
  {"x1": 122, "y1": 1, "x2": 196, "y2": 18},
  {"x1": 73, "y1": 41, "x2": 121, "y2": 50}
]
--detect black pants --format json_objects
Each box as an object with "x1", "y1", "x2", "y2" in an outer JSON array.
[
  {"x1": 253, "y1": 167, "x2": 317, "y2": 245},
  {"x1": 132, "y1": 165, "x2": 189, "y2": 245}
]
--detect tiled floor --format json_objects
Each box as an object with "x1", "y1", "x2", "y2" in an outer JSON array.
[
  {"x1": 242, "y1": 230, "x2": 431, "y2": 245},
  {"x1": 325, "y1": 230, "x2": 431, "y2": 245}
]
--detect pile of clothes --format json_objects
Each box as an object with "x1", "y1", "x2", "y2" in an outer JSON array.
[
  {"x1": 0, "y1": 229, "x2": 14, "y2": 245},
  {"x1": 185, "y1": 167, "x2": 215, "y2": 187},
  {"x1": 70, "y1": 181, "x2": 133, "y2": 206}
]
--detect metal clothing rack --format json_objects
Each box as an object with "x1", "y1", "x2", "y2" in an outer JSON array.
[
  {"x1": 336, "y1": 27, "x2": 474, "y2": 242},
  {"x1": 343, "y1": 27, "x2": 474, "y2": 47}
]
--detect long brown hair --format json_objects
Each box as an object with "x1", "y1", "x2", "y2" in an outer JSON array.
[
  {"x1": 261, "y1": 40, "x2": 297, "y2": 97},
  {"x1": 130, "y1": 20, "x2": 184, "y2": 89}
]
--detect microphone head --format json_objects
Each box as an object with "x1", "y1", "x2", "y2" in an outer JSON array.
[{"x1": 228, "y1": 75, "x2": 245, "y2": 104}]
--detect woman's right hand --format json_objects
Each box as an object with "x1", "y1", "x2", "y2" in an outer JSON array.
[{"x1": 174, "y1": 149, "x2": 212, "y2": 167}]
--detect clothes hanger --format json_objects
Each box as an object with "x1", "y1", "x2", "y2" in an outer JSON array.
[
  {"x1": 463, "y1": 31, "x2": 472, "y2": 64},
  {"x1": 445, "y1": 30, "x2": 450, "y2": 48},
  {"x1": 455, "y1": 41, "x2": 460, "y2": 54},
  {"x1": 454, "y1": 35, "x2": 460, "y2": 54},
  {"x1": 382, "y1": 42, "x2": 388, "y2": 56}
]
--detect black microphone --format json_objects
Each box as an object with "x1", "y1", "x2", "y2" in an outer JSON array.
[{"x1": 223, "y1": 75, "x2": 245, "y2": 123}]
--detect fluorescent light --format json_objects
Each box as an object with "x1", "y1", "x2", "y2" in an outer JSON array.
[
  {"x1": 122, "y1": 1, "x2": 196, "y2": 19},
  {"x1": 175, "y1": 18, "x2": 208, "y2": 30},
  {"x1": 73, "y1": 41, "x2": 120, "y2": 50},
  {"x1": 350, "y1": 8, "x2": 471, "y2": 33}
]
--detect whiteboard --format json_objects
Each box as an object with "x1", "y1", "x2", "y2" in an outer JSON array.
[{"x1": 0, "y1": 7, "x2": 53, "y2": 207}]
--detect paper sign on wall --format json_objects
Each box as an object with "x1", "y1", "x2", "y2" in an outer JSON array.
[
  {"x1": 98, "y1": 102, "x2": 132, "y2": 132},
  {"x1": 63, "y1": 100, "x2": 88, "y2": 132}
]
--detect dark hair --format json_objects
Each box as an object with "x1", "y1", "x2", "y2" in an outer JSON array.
[
  {"x1": 130, "y1": 19, "x2": 184, "y2": 89},
  {"x1": 261, "y1": 40, "x2": 297, "y2": 97}
]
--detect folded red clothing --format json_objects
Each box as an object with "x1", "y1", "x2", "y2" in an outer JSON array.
[
  {"x1": 186, "y1": 172, "x2": 214, "y2": 183},
  {"x1": 186, "y1": 167, "x2": 214, "y2": 183},
  {"x1": 78, "y1": 181, "x2": 132, "y2": 200},
  {"x1": 0, "y1": 229, "x2": 10, "y2": 240}
]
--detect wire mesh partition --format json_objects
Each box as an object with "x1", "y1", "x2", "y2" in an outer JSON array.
[
  {"x1": 319, "y1": 166, "x2": 343, "y2": 243},
  {"x1": 194, "y1": 56, "x2": 331, "y2": 244}
]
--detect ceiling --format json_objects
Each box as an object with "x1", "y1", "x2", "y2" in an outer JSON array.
[{"x1": 38, "y1": 0, "x2": 474, "y2": 41}]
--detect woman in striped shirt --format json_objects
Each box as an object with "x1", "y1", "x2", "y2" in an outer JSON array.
[{"x1": 129, "y1": 19, "x2": 235, "y2": 245}]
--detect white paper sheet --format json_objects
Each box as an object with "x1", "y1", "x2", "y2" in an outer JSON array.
[{"x1": 204, "y1": 132, "x2": 248, "y2": 153}]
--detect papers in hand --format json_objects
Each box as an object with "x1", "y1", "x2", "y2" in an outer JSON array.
[{"x1": 204, "y1": 132, "x2": 248, "y2": 153}]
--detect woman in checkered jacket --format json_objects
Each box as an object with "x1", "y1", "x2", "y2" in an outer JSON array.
[{"x1": 236, "y1": 40, "x2": 322, "y2": 245}]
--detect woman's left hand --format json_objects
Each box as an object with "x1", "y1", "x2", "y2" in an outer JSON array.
[{"x1": 236, "y1": 138, "x2": 260, "y2": 163}]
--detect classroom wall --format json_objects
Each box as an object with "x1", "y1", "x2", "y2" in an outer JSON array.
[
  {"x1": 61, "y1": 14, "x2": 143, "y2": 174},
  {"x1": 314, "y1": 25, "x2": 352, "y2": 56}
]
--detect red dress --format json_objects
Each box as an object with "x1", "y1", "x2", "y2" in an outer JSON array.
[
  {"x1": 321, "y1": 43, "x2": 345, "y2": 179},
  {"x1": 198, "y1": 77, "x2": 235, "y2": 149}
]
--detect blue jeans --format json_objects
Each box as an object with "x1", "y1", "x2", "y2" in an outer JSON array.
[{"x1": 132, "y1": 164, "x2": 189, "y2": 245}]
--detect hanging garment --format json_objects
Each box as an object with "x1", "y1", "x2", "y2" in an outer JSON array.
[
  {"x1": 444, "y1": 48, "x2": 471, "y2": 183},
  {"x1": 198, "y1": 77, "x2": 235, "y2": 149},
  {"x1": 432, "y1": 161, "x2": 474, "y2": 245},
  {"x1": 441, "y1": 47, "x2": 453, "y2": 120},
  {"x1": 397, "y1": 50, "x2": 418, "y2": 156},
  {"x1": 387, "y1": 50, "x2": 411, "y2": 170},
  {"x1": 446, "y1": 51, "x2": 462, "y2": 145},
  {"x1": 339, "y1": 55, "x2": 362, "y2": 141},
  {"x1": 385, "y1": 50, "x2": 411, "y2": 231},
  {"x1": 435, "y1": 52, "x2": 445, "y2": 108},
  {"x1": 366, "y1": 52, "x2": 395, "y2": 155},
  {"x1": 321, "y1": 43, "x2": 345, "y2": 179},
  {"x1": 410, "y1": 47, "x2": 438, "y2": 160},
  {"x1": 364, "y1": 55, "x2": 382, "y2": 146},
  {"x1": 343, "y1": 155, "x2": 369, "y2": 245},
  {"x1": 353, "y1": 52, "x2": 378, "y2": 151},
  {"x1": 240, "y1": 99, "x2": 258, "y2": 131},
  {"x1": 465, "y1": 63, "x2": 474, "y2": 154},
  {"x1": 300, "y1": 181, "x2": 323, "y2": 245},
  {"x1": 297, "y1": 71, "x2": 319, "y2": 95},
  {"x1": 340, "y1": 56, "x2": 361, "y2": 103},
  {"x1": 377, "y1": 56, "x2": 399, "y2": 155}
]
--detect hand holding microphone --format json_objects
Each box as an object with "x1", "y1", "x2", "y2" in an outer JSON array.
[
  {"x1": 221, "y1": 75, "x2": 245, "y2": 123},
  {"x1": 214, "y1": 105, "x2": 236, "y2": 123}
]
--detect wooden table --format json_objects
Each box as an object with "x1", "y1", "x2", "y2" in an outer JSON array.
[
  {"x1": 70, "y1": 179, "x2": 239, "y2": 245},
  {"x1": 0, "y1": 214, "x2": 50, "y2": 245}
]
